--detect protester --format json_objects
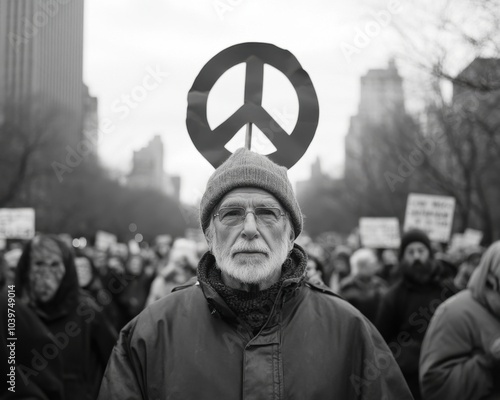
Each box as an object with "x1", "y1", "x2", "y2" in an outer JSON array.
[
  {"x1": 119, "y1": 254, "x2": 155, "y2": 319},
  {"x1": 1, "y1": 292, "x2": 65, "y2": 399},
  {"x1": 328, "y1": 245, "x2": 352, "y2": 292},
  {"x1": 15, "y1": 235, "x2": 117, "y2": 399},
  {"x1": 453, "y1": 247, "x2": 483, "y2": 291},
  {"x1": 99, "y1": 254, "x2": 131, "y2": 330},
  {"x1": 339, "y1": 248, "x2": 388, "y2": 323},
  {"x1": 375, "y1": 229, "x2": 454, "y2": 400},
  {"x1": 98, "y1": 148, "x2": 413, "y2": 399},
  {"x1": 379, "y1": 248, "x2": 401, "y2": 286},
  {"x1": 305, "y1": 254, "x2": 327, "y2": 286},
  {"x1": 2, "y1": 248, "x2": 22, "y2": 288},
  {"x1": 420, "y1": 241, "x2": 500, "y2": 400},
  {"x1": 146, "y1": 238, "x2": 198, "y2": 305},
  {"x1": 75, "y1": 253, "x2": 124, "y2": 331},
  {"x1": 153, "y1": 234, "x2": 173, "y2": 272}
]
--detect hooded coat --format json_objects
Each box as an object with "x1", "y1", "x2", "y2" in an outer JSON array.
[
  {"x1": 15, "y1": 236, "x2": 117, "y2": 400},
  {"x1": 420, "y1": 241, "x2": 500, "y2": 400},
  {"x1": 98, "y1": 246, "x2": 413, "y2": 400},
  {"x1": 374, "y1": 259, "x2": 455, "y2": 399},
  {"x1": 1, "y1": 288, "x2": 65, "y2": 400}
]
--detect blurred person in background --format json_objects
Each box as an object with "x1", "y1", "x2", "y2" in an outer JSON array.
[
  {"x1": 375, "y1": 229, "x2": 455, "y2": 400},
  {"x1": 153, "y1": 234, "x2": 173, "y2": 272},
  {"x1": 328, "y1": 245, "x2": 352, "y2": 292},
  {"x1": 378, "y1": 249, "x2": 401, "y2": 286},
  {"x1": 1, "y1": 290, "x2": 65, "y2": 399},
  {"x1": 453, "y1": 247, "x2": 483, "y2": 291},
  {"x1": 91, "y1": 248, "x2": 108, "y2": 274},
  {"x1": 120, "y1": 254, "x2": 155, "y2": 320},
  {"x1": 15, "y1": 235, "x2": 117, "y2": 399},
  {"x1": 420, "y1": 241, "x2": 500, "y2": 400},
  {"x1": 305, "y1": 254, "x2": 327, "y2": 287},
  {"x1": 146, "y1": 238, "x2": 198, "y2": 305},
  {"x1": 75, "y1": 253, "x2": 123, "y2": 332},
  {"x1": 98, "y1": 254, "x2": 131, "y2": 329},
  {"x1": 339, "y1": 248, "x2": 388, "y2": 323},
  {"x1": 3, "y1": 248, "x2": 22, "y2": 288}
]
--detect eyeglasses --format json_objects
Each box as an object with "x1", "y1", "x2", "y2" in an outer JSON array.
[{"x1": 213, "y1": 207, "x2": 286, "y2": 227}]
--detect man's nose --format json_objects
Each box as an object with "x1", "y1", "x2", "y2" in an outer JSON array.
[{"x1": 241, "y1": 212, "x2": 259, "y2": 239}]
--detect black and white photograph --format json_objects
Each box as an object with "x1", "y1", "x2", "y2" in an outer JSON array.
[{"x1": 1, "y1": 0, "x2": 500, "y2": 399}]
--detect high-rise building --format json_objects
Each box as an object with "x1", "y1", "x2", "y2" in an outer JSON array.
[
  {"x1": 0, "y1": 0, "x2": 85, "y2": 144},
  {"x1": 128, "y1": 135, "x2": 181, "y2": 200},
  {"x1": 82, "y1": 83, "x2": 99, "y2": 157},
  {"x1": 344, "y1": 60, "x2": 406, "y2": 183}
]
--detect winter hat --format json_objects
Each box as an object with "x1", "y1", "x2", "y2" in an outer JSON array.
[
  {"x1": 200, "y1": 148, "x2": 303, "y2": 238},
  {"x1": 399, "y1": 229, "x2": 433, "y2": 260}
]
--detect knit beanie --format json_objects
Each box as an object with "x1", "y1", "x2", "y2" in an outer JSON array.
[
  {"x1": 199, "y1": 148, "x2": 303, "y2": 238},
  {"x1": 399, "y1": 229, "x2": 433, "y2": 260}
]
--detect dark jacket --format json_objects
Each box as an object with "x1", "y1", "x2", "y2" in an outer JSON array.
[
  {"x1": 339, "y1": 275, "x2": 388, "y2": 323},
  {"x1": 15, "y1": 236, "x2": 117, "y2": 400},
  {"x1": 375, "y1": 273, "x2": 455, "y2": 399},
  {"x1": 1, "y1": 288, "x2": 65, "y2": 400},
  {"x1": 420, "y1": 242, "x2": 500, "y2": 400},
  {"x1": 98, "y1": 251, "x2": 413, "y2": 400}
]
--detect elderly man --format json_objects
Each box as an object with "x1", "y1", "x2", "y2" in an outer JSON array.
[{"x1": 98, "y1": 148, "x2": 412, "y2": 399}]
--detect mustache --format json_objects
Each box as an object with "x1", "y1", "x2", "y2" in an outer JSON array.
[{"x1": 231, "y1": 243, "x2": 269, "y2": 256}]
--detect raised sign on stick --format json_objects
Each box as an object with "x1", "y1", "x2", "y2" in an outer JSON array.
[
  {"x1": 359, "y1": 217, "x2": 401, "y2": 249},
  {"x1": 403, "y1": 193, "x2": 455, "y2": 243},
  {"x1": 186, "y1": 42, "x2": 319, "y2": 169}
]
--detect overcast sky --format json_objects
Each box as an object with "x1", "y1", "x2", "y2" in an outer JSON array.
[{"x1": 82, "y1": 0, "x2": 478, "y2": 204}]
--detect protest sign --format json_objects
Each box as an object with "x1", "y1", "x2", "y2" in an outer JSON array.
[
  {"x1": 186, "y1": 42, "x2": 319, "y2": 169},
  {"x1": 403, "y1": 194, "x2": 455, "y2": 242},
  {"x1": 359, "y1": 217, "x2": 401, "y2": 249},
  {"x1": 95, "y1": 230, "x2": 117, "y2": 251},
  {"x1": 0, "y1": 208, "x2": 35, "y2": 239}
]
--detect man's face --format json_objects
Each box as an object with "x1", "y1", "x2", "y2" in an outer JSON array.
[
  {"x1": 402, "y1": 242, "x2": 434, "y2": 283},
  {"x1": 127, "y1": 256, "x2": 143, "y2": 275},
  {"x1": 208, "y1": 188, "x2": 293, "y2": 285},
  {"x1": 358, "y1": 256, "x2": 379, "y2": 278},
  {"x1": 75, "y1": 257, "x2": 93, "y2": 287},
  {"x1": 403, "y1": 242, "x2": 430, "y2": 265},
  {"x1": 28, "y1": 238, "x2": 65, "y2": 303}
]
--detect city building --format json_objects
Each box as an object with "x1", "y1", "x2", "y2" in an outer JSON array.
[
  {"x1": 344, "y1": 59, "x2": 406, "y2": 183},
  {"x1": 128, "y1": 135, "x2": 181, "y2": 201},
  {"x1": 0, "y1": 0, "x2": 86, "y2": 145}
]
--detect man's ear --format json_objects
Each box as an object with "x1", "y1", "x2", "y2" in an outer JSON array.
[{"x1": 288, "y1": 224, "x2": 294, "y2": 253}]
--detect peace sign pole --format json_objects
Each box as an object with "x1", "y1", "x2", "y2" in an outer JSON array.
[{"x1": 245, "y1": 123, "x2": 252, "y2": 150}]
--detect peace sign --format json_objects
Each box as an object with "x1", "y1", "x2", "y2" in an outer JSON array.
[{"x1": 186, "y1": 42, "x2": 319, "y2": 169}]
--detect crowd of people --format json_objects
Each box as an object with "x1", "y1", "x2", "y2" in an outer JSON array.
[{"x1": 1, "y1": 224, "x2": 499, "y2": 399}]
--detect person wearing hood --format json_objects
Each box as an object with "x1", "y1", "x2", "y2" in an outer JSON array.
[
  {"x1": 119, "y1": 254, "x2": 155, "y2": 320},
  {"x1": 339, "y1": 248, "x2": 388, "y2": 323},
  {"x1": 75, "y1": 253, "x2": 124, "y2": 333},
  {"x1": 14, "y1": 235, "x2": 117, "y2": 400},
  {"x1": 420, "y1": 241, "x2": 500, "y2": 400},
  {"x1": 375, "y1": 229, "x2": 455, "y2": 400},
  {"x1": 98, "y1": 149, "x2": 412, "y2": 400}
]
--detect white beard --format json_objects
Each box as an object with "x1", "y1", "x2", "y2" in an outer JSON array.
[{"x1": 212, "y1": 235, "x2": 290, "y2": 284}]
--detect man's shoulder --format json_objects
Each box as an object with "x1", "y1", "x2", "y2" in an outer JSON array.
[
  {"x1": 302, "y1": 281, "x2": 368, "y2": 322},
  {"x1": 123, "y1": 281, "x2": 204, "y2": 333},
  {"x1": 146, "y1": 280, "x2": 203, "y2": 313}
]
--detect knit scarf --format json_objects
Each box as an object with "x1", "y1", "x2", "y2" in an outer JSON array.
[{"x1": 198, "y1": 245, "x2": 307, "y2": 334}]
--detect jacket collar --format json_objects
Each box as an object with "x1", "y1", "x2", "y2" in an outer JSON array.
[{"x1": 197, "y1": 244, "x2": 307, "y2": 321}]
